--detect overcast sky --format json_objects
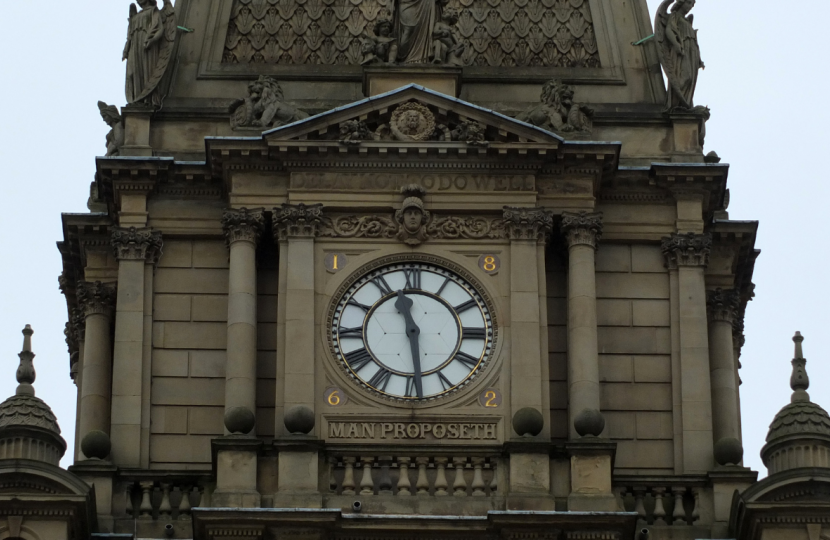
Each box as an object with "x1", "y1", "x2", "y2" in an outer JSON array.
[{"x1": 0, "y1": 1, "x2": 826, "y2": 474}]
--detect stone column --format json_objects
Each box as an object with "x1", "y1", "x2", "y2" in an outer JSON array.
[
  {"x1": 662, "y1": 232, "x2": 714, "y2": 473},
  {"x1": 561, "y1": 211, "x2": 604, "y2": 439},
  {"x1": 108, "y1": 227, "x2": 162, "y2": 467},
  {"x1": 221, "y1": 208, "x2": 265, "y2": 433},
  {"x1": 69, "y1": 309, "x2": 86, "y2": 462},
  {"x1": 76, "y1": 281, "x2": 116, "y2": 461},
  {"x1": 707, "y1": 288, "x2": 743, "y2": 465},
  {"x1": 273, "y1": 204, "x2": 323, "y2": 436}
]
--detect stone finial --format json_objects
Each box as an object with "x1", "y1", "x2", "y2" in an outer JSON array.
[
  {"x1": 790, "y1": 332, "x2": 810, "y2": 403},
  {"x1": 16, "y1": 325, "x2": 35, "y2": 397}
]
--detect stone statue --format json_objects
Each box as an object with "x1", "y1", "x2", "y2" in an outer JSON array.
[
  {"x1": 123, "y1": 0, "x2": 177, "y2": 107},
  {"x1": 360, "y1": 19, "x2": 399, "y2": 65},
  {"x1": 516, "y1": 80, "x2": 593, "y2": 134},
  {"x1": 655, "y1": 0, "x2": 704, "y2": 111},
  {"x1": 97, "y1": 102, "x2": 124, "y2": 157},
  {"x1": 229, "y1": 76, "x2": 309, "y2": 129},
  {"x1": 395, "y1": 0, "x2": 443, "y2": 63},
  {"x1": 431, "y1": 8, "x2": 464, "y2": 66},
  {"x1": 395, "y1": 185, "x2": 430, "y2": 245}
]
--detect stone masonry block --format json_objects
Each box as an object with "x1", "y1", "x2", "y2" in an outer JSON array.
[
  {"x1": 152, "y1": 378, "x2": 225, "y2": 406},
  {"x1": 163, "y1": 322, "x2": 227, "y2": 349},
  {"x1": 602, "y1": 411, "x2": 635, "y2": 439},
  {"x1": 256, "y1": 407, "x2": 276, "y2": 437},
  {"x1": 257, "y1": 294, "x2": 278, "y2": 323},
  {"x1": 633, "y1": 355, "x2": 671, "y2": 383},
  {"x1": 188, "y1": 407, "x2": 224, "y2": 435},
  {"x1": 631, "y1": 245, "x2": 666, "y2": 273},
  {"x1": 545, "y1": 271, "x2": 567, "y2": 298},
  {"x1": 192, "y1": 295, "x2": 229, "y2": 322},
  {"x1": 596, "y1": 273, "x2": 669, "y2": 299},
  {"x1": 598, "y1": 327, "x2": 670, "y2": 355},
  {"x1": 600, "y1": 383, "x2": 672, "y2": 411},
  {"x1": 155, "y1": 268, "x2": 229, "y2": 294},
  {"x1": 193, "y1": 240, "x2": 229, "y2": 268},
  {"x1": 599, "y1": 355, "x2": 633, "y2": 382},
  {"x1": 597, "y1": 299, "x2": 632, "y2": 326},
  {"x1": 150, "y1": 407, "x2": 188, "y2": 434},
  {"x1": 596, "y1": 245, "x2": 631, "y2": 273},
  {"x1": 615, "y1": 440, "x2": 673, "y2": 469},
  {"x1": 256, "y1": 379, "x2": 277, "y2": 407},
  {"x1": 152, "y1": 349, "x2": 189, "y2": 377},
  {"x1": 150, "y1": 434, "x2": 213, "y2": 463},
  {"x1": 548, "y1": 381, "x2": 568, "y2": 409},
  {"x1": 548, "y1": 353, "x2": 567, "y2": 381},
  {"x1": 158, "y1": 240, "x2": 193, "y2": 268},
  {"x1": 636, "y1": 412, "x2": 673, "y2": 439},
  {"x1": 547, "y1": 326, "x2": 567, "y2": 353},
  {"x1": 154, "y1": 294, "x2": 191, "y2": 321},
  {"x1": 546, "y1": 298, "x2": 567, "y2": 325},
  {"x1": 189, "y1": 350, "x2": 227, "y2": 378},
  {"x1": 632, "y1": 300, "x2": 670, "y2": 327}
]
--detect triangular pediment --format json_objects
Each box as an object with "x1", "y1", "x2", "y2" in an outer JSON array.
[{"x1": 262, "y1": 84, "x2": 563, "y2": 145}]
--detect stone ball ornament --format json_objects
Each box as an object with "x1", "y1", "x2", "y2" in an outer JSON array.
[
  {"x1": 574, "y1": 408, "x2": 605, "y2": 437},
  {"x1": 714, "y1": 437, "x2": 744, "y2": 466},
  {"x1": 284, "y1": 404, "x2": 315, "y2": 434},
  {"x1": 224, "y1": 406, "x2": 256, "y2": 435},
  {"x1": 512, "y1": 407, "x2": 544, "y2": 437},
  {"x1": 81, "y1": 430, "x2": 112, "y2": 460}
]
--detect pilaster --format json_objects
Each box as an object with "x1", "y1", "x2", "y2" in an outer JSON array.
[
  {"x1": 662, "y1": 232, "x2": 715, "y2": 473},
  {"x1": 110, "y1": 227, "x2": 162, "y2": 467}
]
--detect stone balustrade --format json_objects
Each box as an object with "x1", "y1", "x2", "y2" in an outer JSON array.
[
  {"x1": 615, "y1": 478, "x2": 703, "y2": 527},
  {"x1": 327, "y1": 453, "x2": 499, "y2": 497},
  {"x1": 122, "y1": 476, "x2": 213, "y2": 520}
]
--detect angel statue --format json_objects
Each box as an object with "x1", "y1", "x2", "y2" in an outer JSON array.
[
  {"x1": 123, "y1": 0, "x2": 177, "y2": 107},
  {"x1": 655, "y1": 0, "x2": 705, "y2": 111}
]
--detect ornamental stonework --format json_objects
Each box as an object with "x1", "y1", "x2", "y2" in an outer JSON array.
[
  {"x1": 222, "y1": 207, "x2": 266, "y2": 245},
  {"x1": 76, "y1": 281, "x2": 116, "y2": 317},
  {"x1": 111, "y1": 227, "x2": 163, "y2": 263},
  {"x1": 273, "y1": 203, "x2": 325, "y2": 240},
  {"x1": 707, "y1": 288, "x2": 739, "y2": 323},
  {"x1": 502, "y1": 206, "x2": 553, "y2": 242},
  {"x1": 661, "y1": 232, "x2": 712, "y2": 268},
  {"x1": 560, "y1": 210, "x2": 602, "y2": 249}
]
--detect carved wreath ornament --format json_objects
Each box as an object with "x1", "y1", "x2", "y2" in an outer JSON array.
[{"x1": 390, "y1": 102, "x2": 436, "y2": 141}]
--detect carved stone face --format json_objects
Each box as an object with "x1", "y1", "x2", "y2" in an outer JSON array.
[
  {"x1": 249, "y1": 82, "x2": 263, "y2": 100},
  {"x1": 403, "y1": 111, "x2": 422, "y2": 134},
  {"x1": 403, "y1": 207, "x2": 423, "y2": 233},
  {"x1": 137, "y1": 0, "x2": 157, "y2": 9}
]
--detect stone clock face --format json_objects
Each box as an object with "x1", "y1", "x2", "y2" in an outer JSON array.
[{"x1": 331, "y1": 262, "x2": 494, "y2": 401}]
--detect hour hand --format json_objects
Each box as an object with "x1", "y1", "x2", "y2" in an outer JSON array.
[{"x1": 395, "y1": 290, "x2": 423, "y2": 398}]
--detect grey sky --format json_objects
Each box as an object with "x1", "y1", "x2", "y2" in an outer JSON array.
[{"x1": 0, "y1": 1, "x2": 824, "y2": 473}]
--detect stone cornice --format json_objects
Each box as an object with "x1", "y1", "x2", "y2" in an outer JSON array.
[
  {"x1": 707, "y1": 288, "x2": 740, "y2": 323},
  {"x1": 76, "y1": 281, "x2": 116, "y2": 318},
  {"x1": 222, "y1": 208, "x2": 265, "y2": 246},
  {"x1": 111, "y1": 227, "x2": 163, "y2": 263},
  {"x1": 661, "y1": 232, "x2": 712, "y2": 269},
  {"x1": 273, "y1": 203, "x2": 325, "y2": 240},
  {"x1": 502, "y1": 207, "x2": 554, "y2": 242},
  {"x1": 560, "y1": 211, "x2": 603, "y2": 249}
]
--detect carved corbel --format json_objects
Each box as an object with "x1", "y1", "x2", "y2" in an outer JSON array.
[
  {"x1": 111, "y1": 226, "x2": 163, "y2": 264},
  {"x1": 222, "y1": 207, "x2": 265, "y2": 246},
  {"x1": 707, "y1": 288, "x2": 740, "y2": 323},
  {"x1": 273, "y1": 203, "x2": 325, "y2": 240},
  {"x1": 560, "y1": 211, "x2": 603, "y2": 249},
  {"x1": 661, "y1": 232, "x2": 712, "y2": 269},
  {"x1": 76, "y1": 281, "x2": 116, "y2": 318},
  {"x1": 502, "y1": 206, "x2": 554, "y2": 242}
]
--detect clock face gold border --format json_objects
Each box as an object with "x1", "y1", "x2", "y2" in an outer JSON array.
[{"x1": 326, "y1": 254, "x2": 499, "y2": 404}]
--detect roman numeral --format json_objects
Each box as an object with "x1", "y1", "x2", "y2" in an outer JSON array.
[
  {"x1": 462, "y1": 327, "x2": 487, "y2": 339},
  {"x1": 454, "y1": 351, "x2": 480, "y2": 370},
  {"x1": 404, "y1": 376, "x2": 415, "y2": 398},
  {"x1": 438, "y1": 371, "x2": 453, "y2": 391},
  {"x1": 344, "y1": 348, "x2": 373, "y2": 371},
  {"x1": 436, "y1": 277, "x2": 452, "y2": 296},
  {"x1": 370, "y1": 275, "x2": 393, "y2": 296},
  {"x1": 454, "y1": 299, "x2": 478, "y2": 313},
  {"x1": 367, "y1": 367, "x2": 393, "y2": 391},
  {"x1": 403, "y1": 267, "x2": 422, "y2": 290},
  {"x1": 339, "y1": 326, "x2": 363, "y2": 338},
  {"x1": 347, "y1": 298, "x2": 371, "y2": 311}
]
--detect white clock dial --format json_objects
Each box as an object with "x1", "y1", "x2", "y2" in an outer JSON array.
[{"x1": 331, "y1": 262, "x2": 494, "y2": 400}]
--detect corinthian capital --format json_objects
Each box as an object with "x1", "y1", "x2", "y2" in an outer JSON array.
[
  {"x1": 560, "y1": 211, "x2": 603, "y2": 249},
  {"x1": 111, "y1": 227, "x2": 163, "y2": 263},
  {"x1": 661, "y1": 232, "x2": 711, "y2": 268},
  {"x1": 222, "y1": 207, "x2": 265, "y2": 246},
  {"x1": 76, "y1": 281, "x2": 116, "y2": 317},
  {"x1": 707, "y1": 288, "x2": 739, "y2": 323},
  {"x1": 502, "y1": 206, "x2": 553, "y2": 242},
  {"x1": 273, "y1": 203, "x2": 325, "y2": 240}
]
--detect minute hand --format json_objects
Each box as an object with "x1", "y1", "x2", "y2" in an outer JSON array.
[{"x1": 395, "y1": 290, "x2": 424, "y2": 399}]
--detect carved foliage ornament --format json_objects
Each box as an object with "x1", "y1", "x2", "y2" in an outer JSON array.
[
  {"x1": 111, "y1": 227, "x2": 163, "y2": 263},
  {"x1": 76, "y1": 281, "x2": 116, "y2": 317},
  {"x1": 273, "y1": 203, "x2": 325, "y2": 240},
  {"x1": 707, "y1": 288, "x2": 739, "y2": 323},
  {"x1": 560, "y1": 210, "x2": 602, "y2": 249},
  {"x1": 661, "y1": 232, "x2": 712, "y2": 268},
  {"x1": 502, "y1": 206, "x2": 554, "y2": 242},
  {"x1": 321, "y1": 214, "x2": 506, "y2": 242},
  {"x1": 222, "y1": 207, "x2": 266, "y2": 245}
]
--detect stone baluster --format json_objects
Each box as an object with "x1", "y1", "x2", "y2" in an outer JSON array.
[
  {"x1": 633, "y1": 488, "x2": 647, "y2": 525},
  {"x1": 139, "y1": 481, "x2": 154, "y2": 518},
  {"x1": 452, "y1": 457, "x2": 468, "y2": 496},
  {"x1": 397, "y1": 457, "x2": 412, "y2": 496},
  {"x1": 125, "y1": 484, "x2": 135, "y2": 517},
  {"x1": 434, "y1": 458, "x2": 449, "y2": 496},
  {"x1": 471, "y1": 458, "x2": 486, "y2": 496},
  {"x1": 708, "y1": 288, "x2": 744, "y2": 464},
  {"x1": 221, "y1": 209, "x2": 265, "y2": 433},
  {"x1": 178, "y1": 486, "x2": 192, "y2": 520},
  {"x1": 328, "y1": 457, "x2": 338, "y2": 492},
  {"x1": 671, "y1": 487, "x2": 686, "y2": 525},
  {"x1": 158, "y1": 483, "x2": 172, "y2": 518},
  {"x1": 196, "y1": 485, "x2": 211, "y2": 508},
  {"x1": 561, "y1": 211, "x2": 604, "y2": 437},
  {"x1": 691, "y1": 490, "x2": 700, "y2": 524},
  {"x1": 378, "y1": 456, "x2": 393, "y2": 495},
  {"x1": 489, "y1": 461, "x2": 498, "y2": 493},
  {"x1": 652, "y1": 488, "x2": 667, "y2": 525},
  {"x1": 415, "y1": 457, "x2": 430, "y2": 495},
  {"x1": 342, "y1": 457, "x2": 356, "y2": 495},
  {"x1": 359, "y1": 457, "x2": 375, "y2": 495},
  {"x1": 76, "y1": 280, "x2": 116, "y2": 460}
]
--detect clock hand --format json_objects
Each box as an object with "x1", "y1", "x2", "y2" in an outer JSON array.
[{"x1": 395, "y1": 290, "x2": 423, "y2": 399}]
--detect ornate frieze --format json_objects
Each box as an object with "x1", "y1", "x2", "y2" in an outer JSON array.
[
  {"x1": 222, "y1": 207, "x2": 266, "y2": 246},
  {"x1": 273, "y1": 203, "x2": 325, "y2": 240},
  {"x1": 661, "y1": 232, "x2": 712, "y2": 268},
  {"x1": 707, "y1": 288, "x2": 739, "y2": 323},
  {"x1": 502, "y1": 206, "x2": 553, "y2": 242},
  {"x1": 560, "y1": 210, "x2": 602, "y2": 249},
  {"x1": 111, "y1": 227, "x2": 163, "y2": 263},
  {"x1": 76, "y1": 281, "x2": 116, "y2": 318}
]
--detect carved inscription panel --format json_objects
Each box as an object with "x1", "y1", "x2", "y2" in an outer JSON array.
[
  {"x1": 291, "y1": 172, "x2": 535, "y2": 192},
  {"x1": 325, "y1": 417, "x2": 502, "y2": 443}
]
